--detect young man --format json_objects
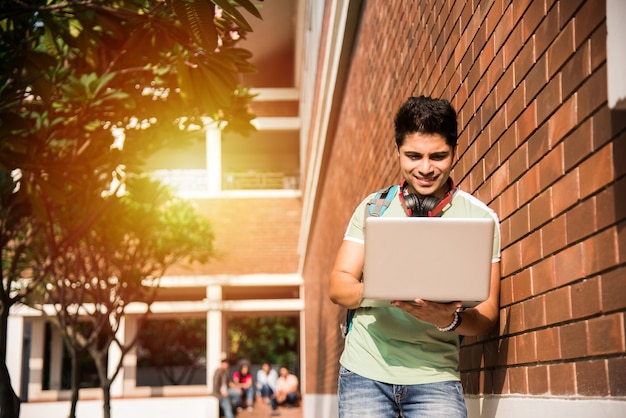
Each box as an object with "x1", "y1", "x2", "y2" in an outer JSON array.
[
  {"x1": 328, "y1": 96, "x2": 501, "y2": 418},
  {"x1": 275, "y1": 366, "x2": 300, "y2": 408},
  {"x1": 212, "y1": 358, "x2": 241, "y2": 418}
]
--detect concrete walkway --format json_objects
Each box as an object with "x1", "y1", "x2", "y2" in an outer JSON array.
[{"x1": 235, "y1": 399, "x2": 302, "y2": 418}]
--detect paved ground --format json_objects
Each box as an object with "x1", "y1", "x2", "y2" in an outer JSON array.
[{"x1": 235, "y1": 399, "x2": 302, "y2": 418}]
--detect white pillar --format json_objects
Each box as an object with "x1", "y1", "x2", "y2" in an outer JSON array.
[
  {"x1": 7, "y1": 315, "x2": 24, "y2": 398},
  {"x1": 122, "y1": 316, "x2": 138, "y2": 393},
  {"x1": 48, "y1": 326, "x2": 63, "y2": 390},
  {"x1": 206, "y1": 285, "x2": 224, "y2": 392},
  {"x1": 27, "y1": 319, "x2": 45, "y2": 399},
  {"x1": 205, "y1": 124, "x2": 222, "y2": 194},
  {"x1": 206, "y1": 285, "x2": 223, "y2": 414}
]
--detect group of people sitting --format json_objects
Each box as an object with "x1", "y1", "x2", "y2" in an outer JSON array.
[{"x1": 214, "y1": 358, "x2": 300, "y2": 417}]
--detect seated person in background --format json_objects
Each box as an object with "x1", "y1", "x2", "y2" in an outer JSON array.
[
  {"x1": 256, "y1": 362, "x2": 278, "y2": 404},
  {"x1": 276, "y1": 366, "x2": 300, "y2": 408},
  {"x1": 212, "y1": 358, "x2": 241, "y2": 418},
  {"x1": 257, "y1": 362, "x2": 280, "y2": 415},
  {"x1": 233, "y1": 363, "x2": 254, "y2": 410}
]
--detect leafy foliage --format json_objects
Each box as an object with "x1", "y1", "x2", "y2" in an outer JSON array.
[
  {"x1": 137, "y1": 318, "x2": 207, "y2": 385},
  {"x1": 0, "y1": 1, "x2": 264, "y2": 417},
  {"x1": 228, "y1": 316, "x2": 298, "y2": 370}
]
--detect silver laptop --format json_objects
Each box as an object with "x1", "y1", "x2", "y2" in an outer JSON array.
[{"x1": 361, "y1": 217, "x2": 495, "y2": 308}]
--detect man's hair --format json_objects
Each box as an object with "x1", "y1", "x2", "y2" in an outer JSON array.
[{"x1": 393, "y1": 96, "x2": 458, "y2": 148}]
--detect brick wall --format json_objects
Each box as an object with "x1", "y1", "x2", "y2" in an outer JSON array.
[
  {"x1": 167, "y1": 197, "x2": 302, "y2": 275},
  {"x1": 302, "y1": 0, "x2": 625, "y2": 400}
]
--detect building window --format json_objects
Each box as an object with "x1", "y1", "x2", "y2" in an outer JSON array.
[{"x1": 136, "y1": 318, "x2": 207, "y2": 386}]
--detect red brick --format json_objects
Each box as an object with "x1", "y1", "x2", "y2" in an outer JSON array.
[
  {"x1": 507, "y1": 80, "x2": 526, "y2": 124},
  {"x1": 559, "y1": 0, "x2": 585, "y2": 25},
  {"x1": 508, "y1": 302, "x2": 525, "y2": 334},
  {"x1": 583, "y1": 227, "x2": 618, "y2": 276},
  {"x1": 498, "y1": 183, "x2": 519, "y2": 220},
  {"x1": 547, "y1": 21, "x2": 575, "y2": 77},
  {"x1": 576, "y1": 359, "x2": 609, "y2": 396},
  {"x1": 508, "y1": 366, "x2": 528, "y2": 393},
  {"x1": 493, "y1": 368, "x2": 510, "y2": 394},
  {"x1": 521, "y1": 0, "x2": 545, "y2": 38},
  {"x1": 509, "y1": 205, "x2": 530, "y2": 243},
  {"x1": 536, "y1": 74, "x2": 562, "y2": 124},
  {"x1": 512, "y1": 269, "x2": 533, "y2": 303},
  {"x1": 491, "y1": 107, "x2": 509, "y2": 144},
  {"x1": 518, "y1": 164, "x2": 540, "y2": 205},
  {"x1": 514, "y1": 38, "x2": 535, "y2": 86},
  {"x1": 496, "y1": 335, "x2": 516, "y2": 367},
  {"x1": 601, "y1": 267, "x2": 626, "y2": 312},
  {"x1": 516, "y1": 101, "x2": 537, "y2": 141},
  {"x1": 587, "y1": 313, "x2": 625, "y2": 355},
  {"x1": 554, "y1": 243, "x2": 585, "y2": 286},
  {"x1": 500, "y1": 276, "x2": 514, "y2": 307},
  {"x1": 578, "y1": 143, "x2": 615, "y2": 198},
  {"x1": 549, "y1": 362, "x2": 576, "y2": 395},
  {"x1": 541, "y1": 215, "x2": 566, "y2": 256},
  {"x1": 535, "y1": 5, "x2": 559, "y2": 56},
  {"x1": 566, "y1": 197, "x2": 597, "y2": 243},
  {"x1": 577, "y1": 66, "x2": 607, "y2": 120},
  {"x1": 538, "y1": 144, "x2": 563, "y2": 189},
  {"x1": 548, "y1": 95, "x2": 578, "y2": 147},
  {"x1": 560, "y1": 321, "x2": 588, "y2": 359},
  {"x1": 527, "y1": 123, "x2": 550, "y2": 166},
  {"x1": 527, "y1": 365, "x2": 549, "y2": 395},
  {"x1": 563, "y1": 117, "x2": 593, "y2": 172},
  {"x1": 574, "y1": 0, "x2": 606, "y2": 47},
  {"x1": 545, "y1": 286, "x2": 572, "y2": 325},
  {"x1": 562, "y1": 43, "x2": 590, "y2": 98},
  {"x1": 523, "y1": 295, "x2": 545, "y2": 329},
  {"x1": 551, "y1": 169, "x2": 580, "y2": 215},
  {"x1": 529, "y1": 189, "x2": 553, "y2": 229},
  {"x1": 608, "y1": 357, "x2": 626, "y2": 396},
  {"x1": 496, "y1": 66, "x2": 516, "y2": 109},
  {"x1": 589, "y1": 21, "x2": 607, "y2": 72},
  {"x1": 502, "y1": 241, "x2": 522, "y2": 277},
  {"x1": 525, "y1": 53, "x2": 548, "y2": 101},
  {"x1": 571, "y1": 277, "x2": 601, "y2": 319},
  {"x1": 531, "y1": 256, "x2": 556, "y2": 294},
  {"x1": 596, "y1": 186, "x2": 618, "y2": 230},
  {"x1": 520, "y1": 230, "x2": 542, "y2": 267},
  {"x1": 535, "y1": 327, "x2": 561, "y2": 361}
]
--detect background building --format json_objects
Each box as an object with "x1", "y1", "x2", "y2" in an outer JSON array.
[{"x1": 10, "y1": 1, "x2": 626, "y2": 417}]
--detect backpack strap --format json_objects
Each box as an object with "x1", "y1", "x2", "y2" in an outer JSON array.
[
  {"x1": 364, "y1": 184, "x2": 400, "y2": 218},
  {"x1": 343, "y1": 185, "x2": 399, "y2": 337}
]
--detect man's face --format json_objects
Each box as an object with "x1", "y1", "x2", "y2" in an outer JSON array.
[{"x1": 397, "y1": 132, "x2": 455, "y2": 199}]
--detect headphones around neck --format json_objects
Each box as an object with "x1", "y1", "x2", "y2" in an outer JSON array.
[{"x1": 399, "y1": 179, "x2": 455, "y2": 217}]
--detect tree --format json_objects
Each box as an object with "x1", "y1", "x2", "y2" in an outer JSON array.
[
  {"x1": 228, "y1": 316, "x2": 299, "y2": 370},
  {"x1": 0, "y1": 1, "x2": 263, "y2": 417},
  {"x1": 32, "y1": 176, "x2": 215, "y2": 418}
]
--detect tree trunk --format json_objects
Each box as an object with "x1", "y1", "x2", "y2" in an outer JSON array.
[
  {"x1": 0, "y1": 303, "x2": 20, "y2": 418},
  {"x1": 0, "y1": 363, "x2": 20, "y2": 418},
  {"x1": 92, "y1": 350, "x2": 112, "y2": 418},
  {"x1": 67, "y1": 350, "x2": 80, "y2": 418},
  {"x1": 102, "y1": 382, "x2": 111, "y2": 418}
]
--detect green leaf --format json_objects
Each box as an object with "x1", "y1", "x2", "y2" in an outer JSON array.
[{"x1": 211, "y1": 0, "x2": 253, "y2": 32}]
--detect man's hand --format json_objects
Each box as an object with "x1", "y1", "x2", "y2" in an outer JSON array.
[{"x1": 391, "y1": 299, "x2": 461, "y2": 329}]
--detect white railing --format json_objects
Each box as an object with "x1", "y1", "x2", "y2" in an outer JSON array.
[{"x1": 151, "y1": 169, "x2": 300, "y2": 195}]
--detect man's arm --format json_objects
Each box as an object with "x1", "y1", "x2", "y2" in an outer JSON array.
[{"x1": 328, "y1": 240, "x2": 365, "y2": 309}]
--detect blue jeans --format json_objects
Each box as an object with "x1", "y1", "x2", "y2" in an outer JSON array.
[
  {"x1": 338, "y1": 366, "x2": 467, "y2": 418},
  {"x1": 219, "y1": 396, "x2": 234, "y2": 418}
]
